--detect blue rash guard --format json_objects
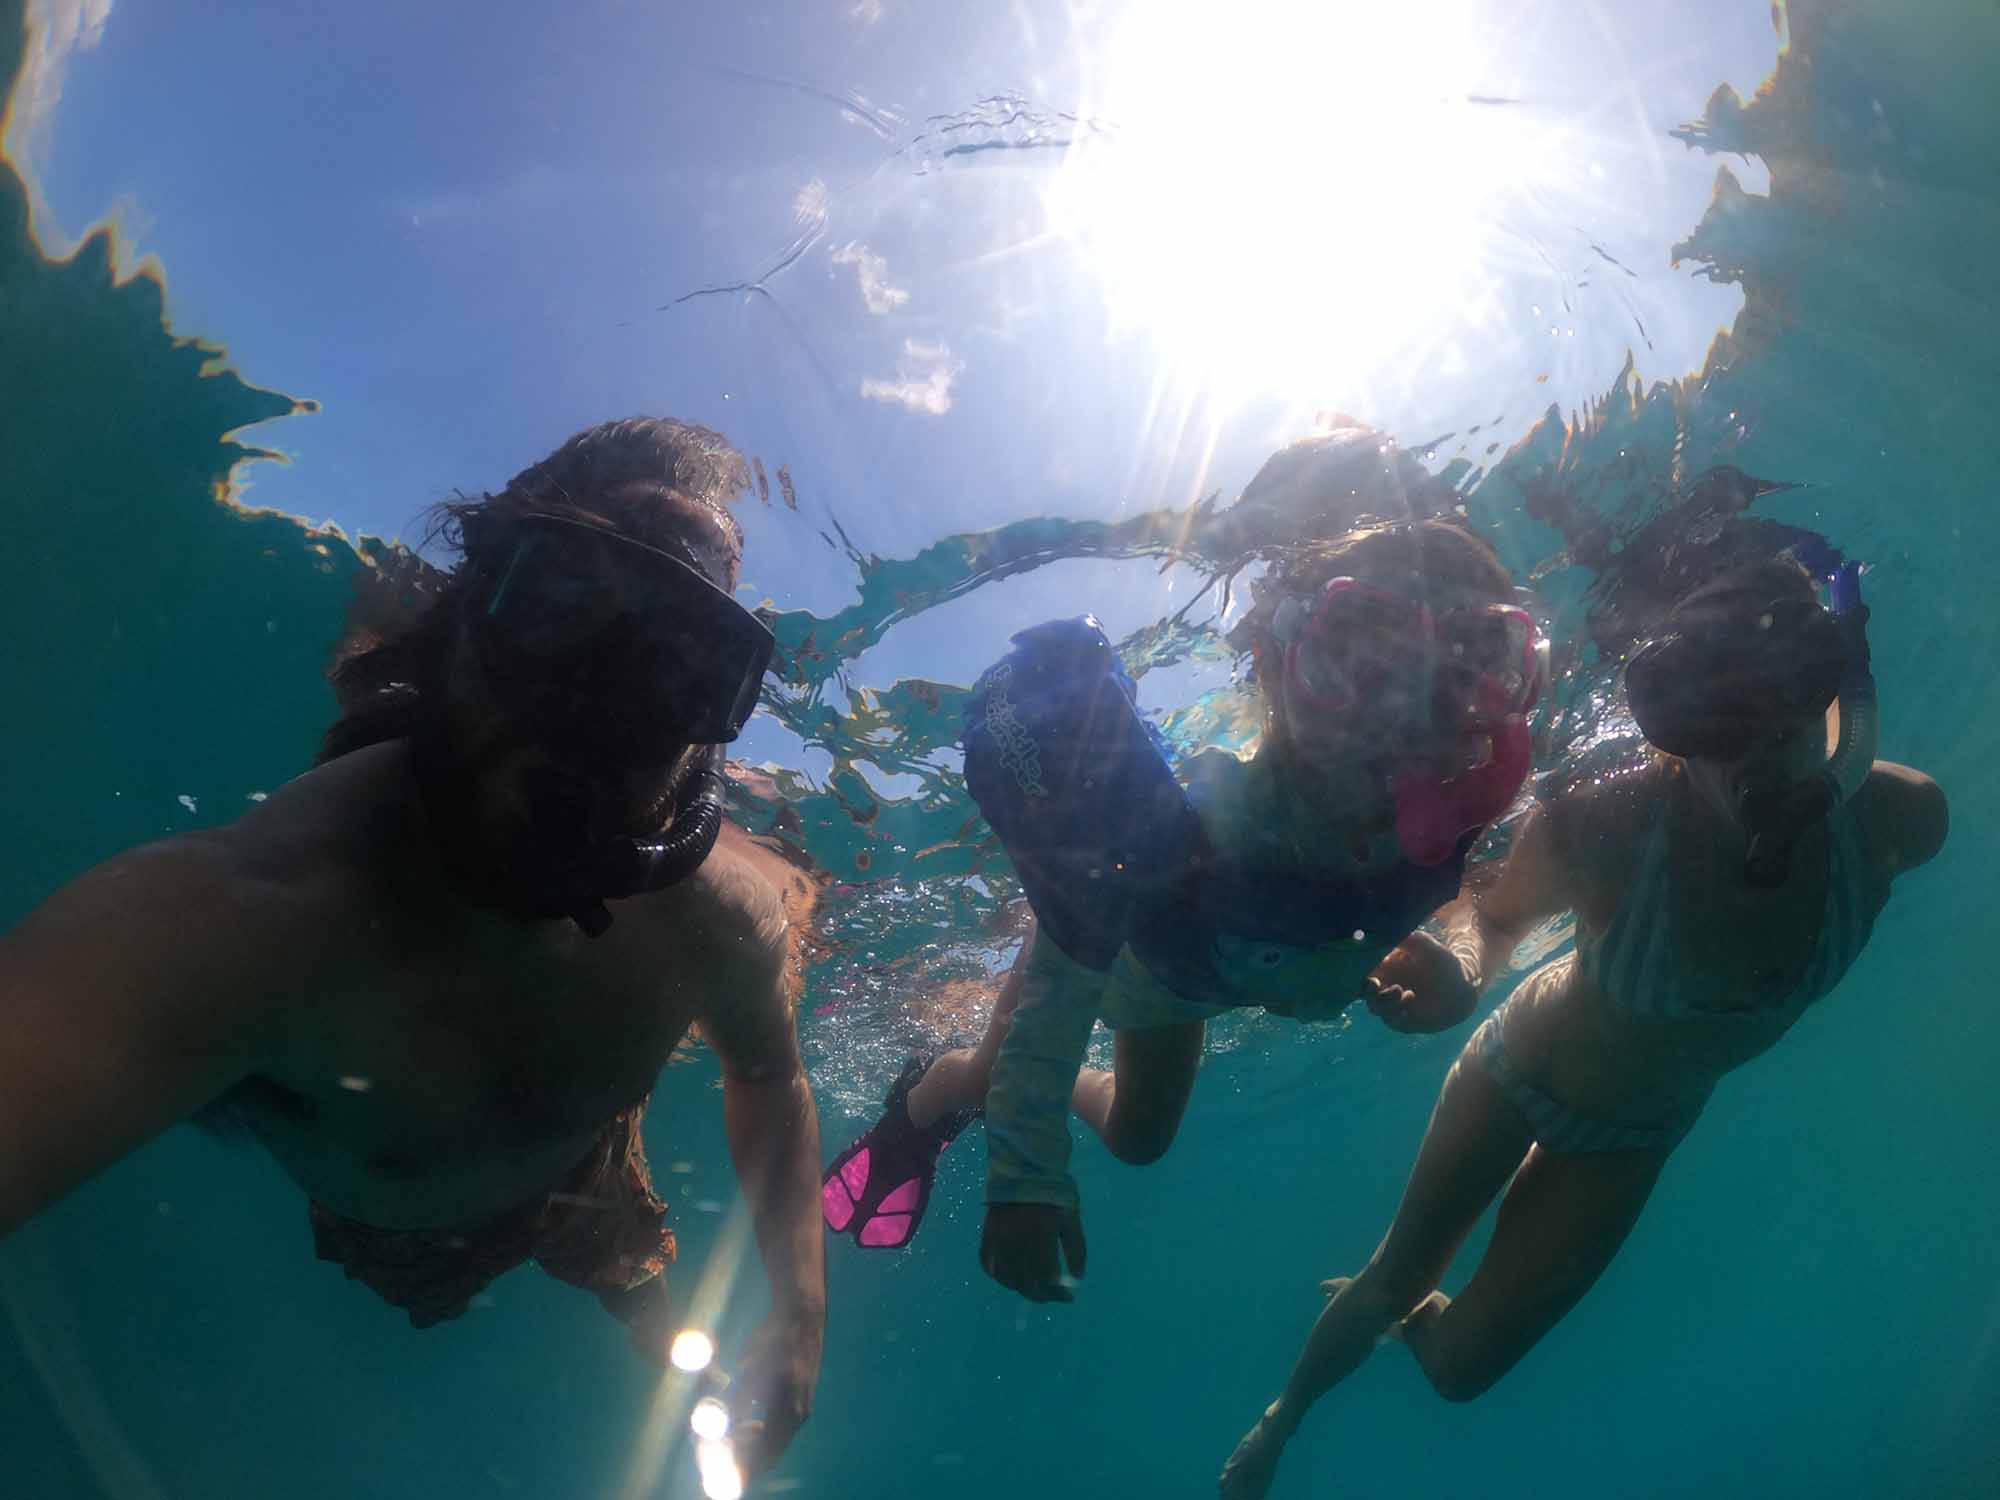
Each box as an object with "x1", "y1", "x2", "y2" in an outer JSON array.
[{"x1": 963, "y1": 621, "x2": 1472, "y2": 1210}]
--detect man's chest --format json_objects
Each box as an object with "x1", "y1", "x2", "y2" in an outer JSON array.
[{"x1": 279, "y1": 930, "x2": 700, "y2": 1175}]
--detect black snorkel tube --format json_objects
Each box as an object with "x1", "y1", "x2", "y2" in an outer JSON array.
[
  {"x1": 1740, "y1": 554, "x2": 1877, "y2": 887},
  {"x1": 563, "y1": 745, "x2": 731, "y2": 938}
]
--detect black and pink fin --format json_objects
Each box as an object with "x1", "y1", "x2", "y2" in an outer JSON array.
[{"x1": 821, "y1": 1056, "x2": 979, "y2": 1251}]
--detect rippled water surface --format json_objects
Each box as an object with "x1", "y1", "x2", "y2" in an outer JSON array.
[{"x1": 3, "y1": 1, "x2": 1996, "y2": 1496}]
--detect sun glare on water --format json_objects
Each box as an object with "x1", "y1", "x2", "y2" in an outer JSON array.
[{"x1": 1046, "y1": 0, "x2": 1557, "y2": 411}]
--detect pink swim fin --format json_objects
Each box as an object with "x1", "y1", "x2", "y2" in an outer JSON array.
[{"x1": 820, "y1": 1056, "x2": 979, "y2": 1250}]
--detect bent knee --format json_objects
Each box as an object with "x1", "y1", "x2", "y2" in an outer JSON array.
[
  {"x1": 1425, "y1": 1359, "x2": 1499, "y2": 1404},
  {"x1": 1104, "y1": 1136, "x2": 1176, "y2": 1168},
  {"x1": 1105, "y1": 1127, "x2": 1176, "y2": 1166},
  {"x1": 1405, "y1": 1318, "x2": 1505, "y2": 1403}
]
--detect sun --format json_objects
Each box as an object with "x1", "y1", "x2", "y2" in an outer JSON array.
[{"x1": 1046, "y1": 0, "x2": 1558, "y2": 412}]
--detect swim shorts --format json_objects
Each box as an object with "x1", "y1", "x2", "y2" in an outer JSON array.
[{"x1": 308, "y1": 1100, "x2": 675, "y2": 1328}]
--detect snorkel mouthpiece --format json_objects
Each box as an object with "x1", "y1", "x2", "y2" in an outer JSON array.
[
  {"x1": 1391, "y1": 685, "x2": 1535, "y2": 866},
  {"x1": 563, "y1": 747, "x2": 730, "y2": 936},
  {"x1": 1278, "y1": 579, "x2": 1545, "y2": 866}
]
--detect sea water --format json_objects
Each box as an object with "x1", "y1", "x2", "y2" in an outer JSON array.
[{"x1": 2, "y1": 1, "x2": 1995, "y2": 1496}]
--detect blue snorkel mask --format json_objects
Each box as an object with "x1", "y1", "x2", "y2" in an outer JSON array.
[{"x1": 461, "y1": 513, "x2": 776, "y2": 935}]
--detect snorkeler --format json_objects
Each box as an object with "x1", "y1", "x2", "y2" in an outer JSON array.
[
  {"x1": 1218, "y1": 553, "x2": 1948, "y2": 1499},
  {"x1": 822, "y1": 429, "x2": 1547, "y2": 1300},
  {"x1": 0, "y1": 418, "x2": 825, "y2": 1478}
]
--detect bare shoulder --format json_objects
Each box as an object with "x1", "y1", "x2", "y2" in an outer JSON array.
[
  {"x1": 19, "y1": 829, "x2": 300, "y2": 971},
  {"x1": 0, "y1": 761, "x2": 399, "y2": 1229},
  {"x1": 1539, "y1": 757, "x2": 1670, "y2": 886},
  {"x1": 151, "y1": 744, "x2": 430, "y2": 1001},
  {"x1": 220, "y1": 741, "x2": 416, "y2": 884},
  {"x1": 622, "y1": 825, "x2": 827, "y2": 1078},
  {"x1": 1849, "y1": 761, "x2": 1949, "y2": 877},
  {"x1": 28, "y1": 746, "x2": 384, "y2": 971},
  {"x1": 629, "y1": 823, "x2": 826, "y2": 1003},
  {"x1": 700, "y1": 824, "x2": 820, "y2": 945},
  {"x1": 1, "y1": 816, "x2": 340, "y2": 1116}
]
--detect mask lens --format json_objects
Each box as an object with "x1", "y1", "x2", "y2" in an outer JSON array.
[
  {"x1": 474, "y1": 517, "x2": 774, "y2": 750},
  {"x1": 1633, "y1": 587, "x2": 1840, "y2": 762},
  {"x1": 1294, "y1": 609, "x2": 1419, "y2": 708},
  {"x1": 1285, "y1": 579, "x2": 1435, "y2": 714},
  {"x1": 1440, "y1": 605, "x2": 1539, "y2": 715}
]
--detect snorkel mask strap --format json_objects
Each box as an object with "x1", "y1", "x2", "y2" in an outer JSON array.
[
  {"x1": 1741, "y1": 558, "x2": 1877, "y2": 887},
  {"x1": 566, "y1": 746, "x2": 731, "y2": 937}
]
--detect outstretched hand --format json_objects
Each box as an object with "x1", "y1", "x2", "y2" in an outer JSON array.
[
  {"x1": 1361, "y1": 930, "x2": 1480, "y2": 1034},
  {"x1": 729, "y1": 1307, "x2": 823, "y2": 1477},
  {"x1": 980, "y1": 1201, "x2": 1087, "y2": 1303}
]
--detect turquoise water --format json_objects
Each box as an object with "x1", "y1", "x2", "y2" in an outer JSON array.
[{"x1": 4, "y1": 0, "x2": 1998, "y2": 1495}]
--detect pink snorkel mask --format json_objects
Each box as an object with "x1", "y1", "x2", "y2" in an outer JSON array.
[{"x1": 1272, "y1": 577, "x2": 1547, "y2": 865}]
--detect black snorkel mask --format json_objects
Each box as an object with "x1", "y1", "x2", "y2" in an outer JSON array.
[
  {"x1": 1626, "y1": 552, "x2": 1875, "y2": 888},
  {"x1": 463, "y1": 513, "x2": 776, "y2": 936}
]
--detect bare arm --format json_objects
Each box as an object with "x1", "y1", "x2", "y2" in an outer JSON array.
[
  {"x1": 1364, "y1": 804, "x2": 1577, "y2": 1033},
  {"x1": 692, "y1": 913, "x2": 825, "y2": 1475},
  {"x1": 1437, "y1": 804, "x2": 1577, "y2": 992},
  {"x1": 0, "y1": 836, "x2": 292, "y2": 1236},
  {"x1": 705, "y1": 977, "x2": 825, "y2": 1325},
  {"x1": 1856, "y1": 761, "x2": 1948, "y2": 877}
]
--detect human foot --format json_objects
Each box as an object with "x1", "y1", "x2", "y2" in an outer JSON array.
[
  {"x1": 1383, "y1": 1290, "x2": 1450, "y2": 1344},
  {"x1": 1219, "y1": 1404, "x2": 1289, "y2": 1500}
]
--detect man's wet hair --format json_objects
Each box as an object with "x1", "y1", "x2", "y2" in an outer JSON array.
[
  {"x1": 431, "y1": 416, "x2": 748, "y2": 589},
  {"x1": 320, "y1": 416, "x2": 751, "y2": 763}
]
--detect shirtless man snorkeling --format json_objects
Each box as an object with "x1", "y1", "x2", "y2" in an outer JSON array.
[{"x1": 0, "y1": 417, "x2": 825, "y2": 1477}]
